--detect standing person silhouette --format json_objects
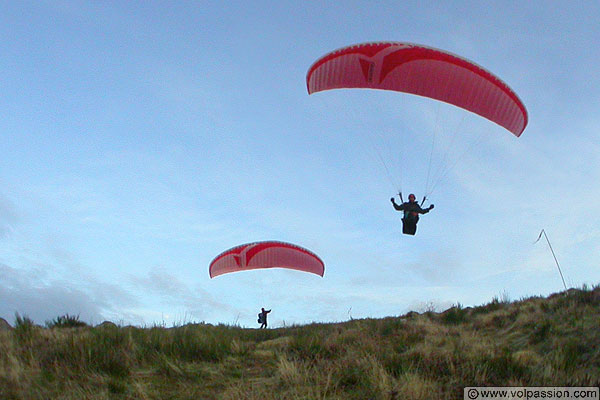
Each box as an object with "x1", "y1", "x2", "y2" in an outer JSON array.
[{"x1": 258, "y1": 307, "x2": 271, "y2": 329}]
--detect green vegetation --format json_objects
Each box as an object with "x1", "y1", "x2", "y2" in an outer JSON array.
[
  {"x1": 46, "y1": 314, "x2": 89, "y2": 329},
  {"x1": 1, "y1": 285, "x2": 598, "y2": 399}
]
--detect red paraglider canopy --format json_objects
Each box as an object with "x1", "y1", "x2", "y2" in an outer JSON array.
[
  {"x1": 209, "y1": 241, "x2": 325, "y2": 278},
  {"x1": 307, "y1": 42, "x2": 528, "y2": 136}
]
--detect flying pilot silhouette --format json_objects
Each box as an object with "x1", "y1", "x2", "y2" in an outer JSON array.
[{"x1": 391, "y1": 194, "x2": 434, "y2": 235}]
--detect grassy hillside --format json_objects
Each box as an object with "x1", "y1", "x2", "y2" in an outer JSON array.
[{"x1": 1, "y1": 285, "x2": 598, "y2": 399}]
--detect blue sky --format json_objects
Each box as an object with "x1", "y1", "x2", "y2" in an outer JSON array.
[{"x1": 1, "y1": 1, "x2": 599, "y2": 327}]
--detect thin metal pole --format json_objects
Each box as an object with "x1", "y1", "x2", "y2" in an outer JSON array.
[{"x1": 536, "y1": 229, "x2": 567, "y2": 290}]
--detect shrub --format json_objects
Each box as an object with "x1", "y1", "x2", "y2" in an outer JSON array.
[
  {"x1": 46, "y1": 314, "x2": 88, "y2": 328},
  {"x1": 441, "y1": 303, "x2": 468, "y2": 325}
]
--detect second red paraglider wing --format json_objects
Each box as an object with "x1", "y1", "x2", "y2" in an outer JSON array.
[
  {"x1": 306, "y1": 42, "x2": 527, "y2": 136},
  {"x1": 209, "y1": 241, "x2": 325, "y2": 278}
]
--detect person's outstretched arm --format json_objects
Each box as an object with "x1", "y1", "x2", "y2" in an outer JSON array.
[
  {"x1": 417, "y1": 204, "x2": 434, "y2": 214},
  {"x1": 391, "y1": 198, "x2": 404, "y2": 211}
]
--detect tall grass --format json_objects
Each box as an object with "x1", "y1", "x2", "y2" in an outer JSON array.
[{"x1": 1, "y1": 285, "x2": 598, "y2": 399}]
